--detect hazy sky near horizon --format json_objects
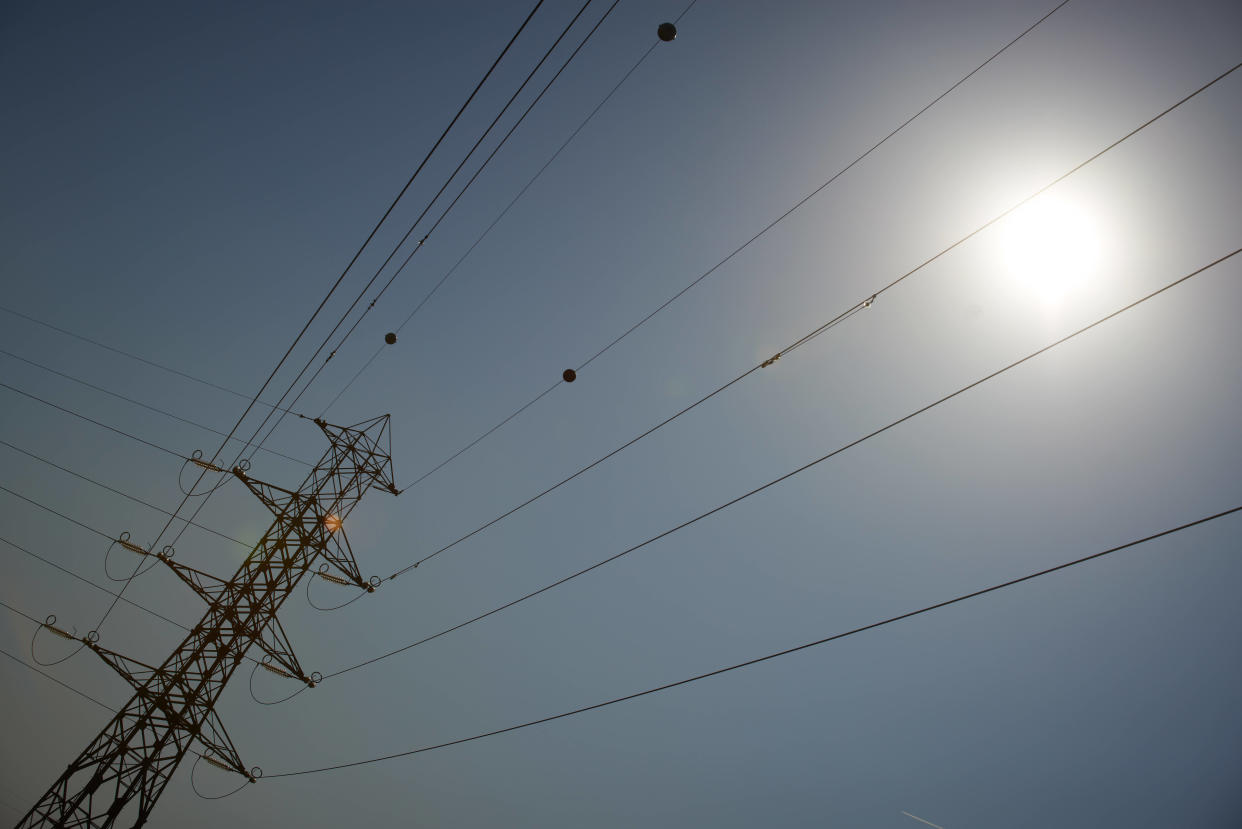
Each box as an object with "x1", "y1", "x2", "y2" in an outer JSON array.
[{"x1": 2, "y1": 1, "x2": 1240, "y2": 826}]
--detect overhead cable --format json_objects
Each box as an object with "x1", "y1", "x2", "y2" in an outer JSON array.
[
  {"x1": 1, "y1": 533, "x2": 190, "y2": 632},
  {"x1": 0, "y1": 439, "x2": 250, "y2": 548},
  {"x1": 235, "y1": 0, "x2": 566, "y2": 455},
  {"x1": 254, "y1": 0, "x2": 616, "y2": 444},
  {"x1": 0, "y1": 381, "x2": 186, "y2": 461},
  {"x1": 576, "y1": 0, "x2": 1075, "y2": 372},
  {"x1": 270, "y1": 503, "x2": 1242, "y2": 776},
  {"x1": 138, "y1": 0, "x2": 555, "y2": 565},
  {"x1": 382, "y1": 59, "x2": 1241, "y2": 578},
  {"x1": 0, "y1": 302, "x2": 302, "y2": 417},
  {"x1": 0, "y1": 483, "x2": 117, "y2": 542},
  {"x1": 0, "y1": 347, "x2": 311, "y2": 467},
  {"x1": 321, "y1": 0, "x2": 674, "y2": 416},
  {"x1": 0, "y1": 598, "x2": 44, "y2": 627},
  {"x1": 1, "y1": 534, "x2": 267, "y2": 673},
  {"x1": 90, "y1": 0, "x2": 552, "y2": 631},
  {"x1": 395, "y1": 0, "x2": 1075, "y2": 489},
  {"x1": 323, "y1": 246, "x2": 1241, "y2": 680},
  {"x1": 389, "y1": 303, "x2": 869, "y2": 578},
  {"x1": 0, "y1": 643, "x2": 116, "y2": 713}
]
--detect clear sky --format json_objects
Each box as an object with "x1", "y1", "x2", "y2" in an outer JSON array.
[{"x1": 2, "y1": 1, "x2": 1240, "y2": 826}]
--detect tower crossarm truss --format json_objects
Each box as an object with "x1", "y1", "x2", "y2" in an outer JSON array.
[{"x1": 17, "y1": 415, "x2": 397, "y2": 828}]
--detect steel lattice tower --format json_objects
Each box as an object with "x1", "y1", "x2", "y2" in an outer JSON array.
[{"x1": 17, "y1": 415, "x2": 398, "y2": 828}]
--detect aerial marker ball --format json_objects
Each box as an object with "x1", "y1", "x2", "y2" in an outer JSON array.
[
  {"x1": 657, "y1": 22, "x2": 677, "y2": 42},
  {"x1": 384, "y1": 332, "x2": 397, "y2": 345},
  {"x1": 562, "y1": 369, "x2": 577, "y2": 383}
]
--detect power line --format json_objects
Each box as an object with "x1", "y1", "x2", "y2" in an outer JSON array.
[
  {"x1": 0, "y1": 302, "x2": 303, "y2": 417},
  {"x1": 0, "y1": 347, "x2": 312, "y2": 467},
  {"x1": 0, "y1": 643, "x2": 116, "y2": 714},
  {"x1": 0, "y1": 381, "x2": 187, "y2": 461},
  {"x1": 1, "y1": 534, "x2": 190, "y2": 633},
  {"x1": 235, "y1": 0, "x2": 551, "y2": 451},
  {"x1": 323, "y1": 0, "x2": 703, "y2": 416},
  {"x1": 316, "y1": 0, "x2": 641, "y2": 417},
  {"x1": 268, "y1": 502, "x2": 1242, "y2": 777},
  {"x1": 89, "y1": 3, "x2": 553, "y2": 633},
  {"x1": 380, "y1": 58, "x2": 1241, "y2": 579},
  {"x1": 575, "y1": 0, "x2": 1070, "y2": 372},
  {"x1": 404, "y1": 382, "x2": 563, "y2": 489},
  {"x1": 393, "y1": 0, "x2": 1075, "y2": 490},
  {"x1": 389, "y1": 303, "x2": 869, "y2": 579},
  {"x1": 135, "y1": 0, "x2": 555, "y2": 577},
  {"x1": 321, "y1": 247, "x2": 1241, "y2": 680},
  {"x1": 0, "y1": 597, "x2": 44, "y2": 626},
  {"x1": 0, "y1": 393, "x2": 250, "y2": 621},
  {"x1": 0, "y1": 439, "x2": 250, "y2": 548},
  {"x1": 0, "y1": 480, "x2": 187, "y2": 593},
  {"x1": 0, "y1": 483, "x2": 116, "y2": 542},
  {"x1": 255, "y1": 0, "x2": 615, "y2": 445},
  {"x1": 1, "y1": 533, "x2": 268, "y2": 675},
  {"x1": 224, "y1": 0, "x2": 558, "y2": 459},
  {"x1": 121, "y1": 3, "x2": 617, "y2": 633}
]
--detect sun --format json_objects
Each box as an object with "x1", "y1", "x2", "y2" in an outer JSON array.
[{"x1": 999, "y1": 194, "x2": 1102, "y2": 304}]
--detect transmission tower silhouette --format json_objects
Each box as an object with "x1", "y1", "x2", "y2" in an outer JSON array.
[{"x1": 16, "y1": 415, "x2": 399, "y2": 828}]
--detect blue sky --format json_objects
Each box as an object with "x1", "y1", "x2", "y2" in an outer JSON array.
[{"x1": 2, "y1": 1, "x2": 1240, "y2": 826}]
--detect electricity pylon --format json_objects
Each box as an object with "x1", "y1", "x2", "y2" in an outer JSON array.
[{"x1": 17, "y1": 415, "x2": 399, "y2": 828}]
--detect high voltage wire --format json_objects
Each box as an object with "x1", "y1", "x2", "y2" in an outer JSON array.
[
  {"x1": 1, "y1": 534, "x2": 192, "y2": 633},
  {"x1": 232, "y1": 0, "x2": 548, "y2": 448},
  {"x1": 395, "y1": 0, "x2": 1075, "y2": 491},
  {"x1": 122, "y1": 0, "x2": 623, "y2": 628},
  {"x1": 3, "y1": 9, "x2": 1231, "y2": 815},
  {"x1": 150, "y1": 0, "x2": 561, "y2": 555},
  {"x1": 313, "y1": 0, "x2": 627, "y2": 417},
  {"x1": 313, "y1": 247, "x2": 1240, "y2": 682},
  {"x1": 0, "y1": 484, "x2": 118, "y2": 543},
  {"x1": 571, "y1": 0, "x2": 1074, "y2": 374},
  {"x1": 143, "y1": 0, "x2": 565, "y2": 591},
  {"x1": 0, "y1": 380, "x2": 253, "y2": 549},
  {"x1": 0, "y1": 381, "x2": 187, "y2": 461},
  {"x1": 0, "y1": 593, "x2": 236, "y2": 715},
  {"x1": 319, "y1": 0, "x2": 694, "y2": 417},
  {"x1": 88, "y1": 1, "x2": 552, "y2": 633},
  {"x1": 0, "y1": 643, "x2": 116, "y2": 714},
  {"x1": 242, "y1": 0, "x2": 580, "y2": 447},
  {"x1": 7, "y1": 11, "x2": 1232, "y2": 681},
  {"x1": 0, "y1": 439, "x2": 250, "y2": 548},
  {"x1": 0, "y1": 303, "x2": 303, "y2": 417},
  {"x1": 267, "y1": 503, "x2": 1242, "y2": 777},
  {"x1": 0, "y1": 348, "x2": 257, "y2": 631},
  {"x1": 0, "y1": 534, "x2": 269, "y2": 674},
  {"x1": 387, "y1": 302, "x2": 871, "y2": 579},
  {"x1": 255, "y1": 0, "x2": 621, "y2": 446},
  {"x1": 0, "y1": 597, "x2": 47, "y2": 627},
  {"x1": 0, "y1": 347, "x2": 312, "y2": 467},
  {"x1": 320, "y1": 0, "x2": 697, "y2": 414},
  {"x1": 376, "y1": 58, "x2": 1240, "y2": 580},
  {"x1": 0, "y1": 479, "x2": 195, "y2": 589}
]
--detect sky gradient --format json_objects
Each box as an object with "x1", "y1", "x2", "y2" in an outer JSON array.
[{"x1": 2, "y1": 1, "x2": 1240, "y2": 826}]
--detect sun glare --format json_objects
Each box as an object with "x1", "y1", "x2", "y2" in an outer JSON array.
[{"x1": 999, "y1": 195, "x2": 1102, "y2": 304}]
